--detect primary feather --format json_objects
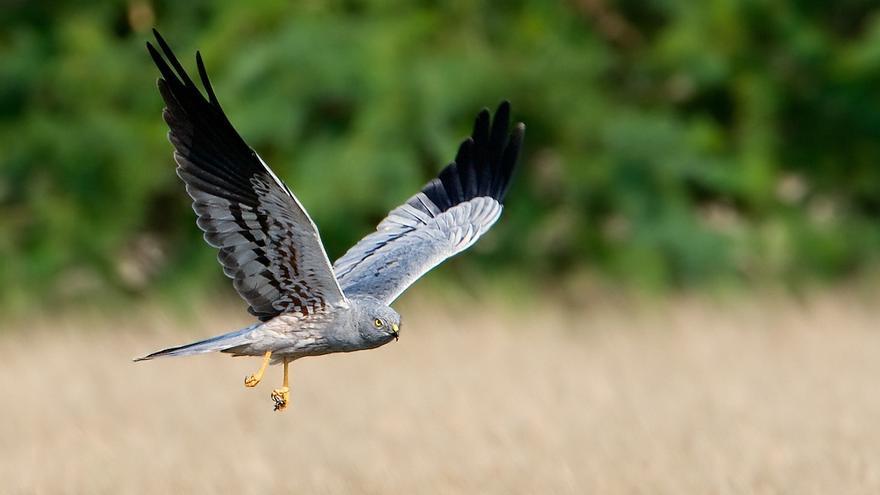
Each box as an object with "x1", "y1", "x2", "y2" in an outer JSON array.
[
  {"x1": 333, "y1": 102, "x2": 525, "y2": 304},
  {"x1": 147, "y1": 30, "x2": 347, "y2": 321},
  {"x1": 147, "y1": 29, "x2": 524, "y2": 319}
]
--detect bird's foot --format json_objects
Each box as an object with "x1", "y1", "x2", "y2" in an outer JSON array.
[
  {"x1": 244, "y1": 374, "x2": 262, "y2": 387},
  {"x1": 271, "y1": 387, "x2": 290, "y2": 411},
  {"x1": 244, "y1": 351, "x2": 272, "y2": 388}
]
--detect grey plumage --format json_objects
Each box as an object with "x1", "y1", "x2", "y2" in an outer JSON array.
[
  {"x1": 136, "y1": 30, "x2": 524, "y2": 367},
  {"x1": 149, "y1": 33, "x2": 345, "y2": 322},
  {"x1": 334, "y1": 103, "x2": 524, "y2": 304}
]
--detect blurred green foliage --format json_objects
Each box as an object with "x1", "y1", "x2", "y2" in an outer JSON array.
[{"x1": 3, "y1": 0, "x2": 880, "y2": 309}]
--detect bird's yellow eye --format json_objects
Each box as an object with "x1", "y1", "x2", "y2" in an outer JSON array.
[{"x1": 374, "y1": 319, "x2": 384, "y2": 328}]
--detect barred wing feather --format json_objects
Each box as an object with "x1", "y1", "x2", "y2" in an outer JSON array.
[
  {"x1": 148, "y1": 30, "x2": 346, "y2": 321},
  {"x1": 334, "y1": 102, "x2": 525, "y2": 304}
]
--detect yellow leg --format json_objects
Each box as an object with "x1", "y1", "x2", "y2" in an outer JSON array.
[
  {"x1": 270, "y1": 358, "x2": 291, "y2": 412},
  {"x1": 244, "y1": 351, "x2": 272, "y2": 387}
]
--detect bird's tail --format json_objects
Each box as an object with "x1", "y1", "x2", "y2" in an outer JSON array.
[{"x1": 133, "y1": 324, "x2": 258, "y2": 362}]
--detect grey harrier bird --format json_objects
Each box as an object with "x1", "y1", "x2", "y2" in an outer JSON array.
[{"x1": 136, "y1": 30, "x2": 525, "y2": 411}]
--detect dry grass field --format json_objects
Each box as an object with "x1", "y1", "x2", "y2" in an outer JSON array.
[{"x1": 2, "y1": 290, "x2": 880, "y2": 494}]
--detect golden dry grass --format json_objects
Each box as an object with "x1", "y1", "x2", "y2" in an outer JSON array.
[{"x1": 2, "y1": 291, "x2": 880, "y2": 494}]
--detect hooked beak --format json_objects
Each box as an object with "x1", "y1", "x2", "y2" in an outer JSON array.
[{"x1": 391, "y1": 323, "x2": 399, "y2": 341}]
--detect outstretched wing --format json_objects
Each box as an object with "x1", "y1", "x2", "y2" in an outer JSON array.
[
  {"x1": 148, "y1": 30, "x2": 346, "y2": 321},
  {"x1": 333, "y1": 102, "x2": 524, "y2": 304}
]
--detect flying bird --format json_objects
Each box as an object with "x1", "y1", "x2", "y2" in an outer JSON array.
[{"x1": 136, "y1": 30, "x2": 525, "y2": 411}]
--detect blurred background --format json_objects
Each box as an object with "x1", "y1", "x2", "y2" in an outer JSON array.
[{"x1": 3, "y1": 1, "x2": 880, "y2": 493}]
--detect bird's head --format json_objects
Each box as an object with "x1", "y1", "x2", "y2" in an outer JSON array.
[{"x1": 356, "y1": 302, "x2": 401, "y2": 347}]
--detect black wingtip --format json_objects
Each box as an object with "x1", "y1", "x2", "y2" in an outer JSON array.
[
  {"x1": 146, "y1": 40, "x2": 176, "y2": 88},
  {"x1": 195, "y1": 51, "x2": 219, "y2": 105},
  {"x1": 473, "y1": 108, "x2": 491, "y2": 144},
  {"x1": 145, "y1": 40, "x2": 159, "y2": 64},
  {"x1": 150, "y1": 29, "x2": 172, "y2": 66},
  {"x1": 492, "y1": 101, "x2": 511, "y2": 134},
  {"x1": 496, "y1": 121, "x2": 525, "y2": 201},
  {"x1": 151, "y1": 29, "x2": 195, "y2": 88},
  {"x1": 419, "y1": 101, "x2": 525, "y2": 210},
  {"x1": 454, "y1": 138, "x2": 474, "y2": 165},
  {"x1": 494, "y1": 101, "x2": 511, "y2": 124},
  {"x1": 152, "y1": 28, "x2": 167, "y2": 51}
]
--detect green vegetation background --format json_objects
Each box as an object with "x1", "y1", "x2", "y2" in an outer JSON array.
[{"x1": 3, "y1": 1, "x2": 880, "y2": 310}]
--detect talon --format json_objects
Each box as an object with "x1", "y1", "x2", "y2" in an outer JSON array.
[
  {"x1": 243, "y1": 351, "x2": 272, "y2": 389},
  {"x1": 271, "y1": 387, "x2": 290, "y2": 411}
]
